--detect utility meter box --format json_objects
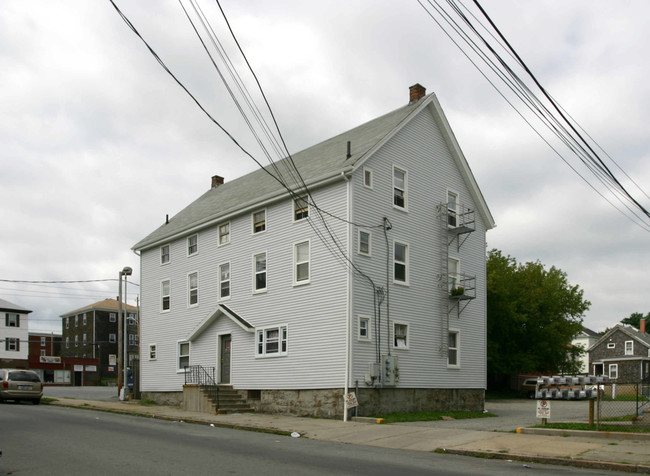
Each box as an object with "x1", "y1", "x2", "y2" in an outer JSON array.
[{"x1": 382, "y1": 355, "x2": 399, "y2": 386}]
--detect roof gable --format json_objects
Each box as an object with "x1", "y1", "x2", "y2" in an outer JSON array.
[
  {"x1": 590, "y1": 324, "x2": 650, "y2": 351},
  {"x1": 186, "y1": 304, "x2": 254, "y2": 342}
]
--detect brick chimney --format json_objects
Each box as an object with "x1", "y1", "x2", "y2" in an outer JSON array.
[
  {"x1": 211, "y1": 175, "x2": 224, "y2": 188},
  {"x1": 409, "y1": 83, "x2": 426, "y2": 103},
  {"x1": 641, "y1": 318, "x2": 646, "y2": 334}
]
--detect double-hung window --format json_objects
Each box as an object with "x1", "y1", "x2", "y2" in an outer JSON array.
[
  {"x1": 625, "y1": 341, "x2": 634, "y2": 355},
  {"x1": 178, "y1": 342, "x2": 190, "y2": 371},
  {"x1": 219, "y1": 262, "x2": 231, "y2": 299},
  {"x1": 83, "y1": 333, "x2": 87, "y2": 345},
  {"x1": 41, "y1": 336, "x2": 46, "y2": 347},
  {"x1": 75, "y1": 335, "x2": 79, "y2": 347},
  {"x1": 294, "y1": 197, "x2": 309, "y2": 221},
  {"x1": 448, "y1": 258, "x2": 460, "y2": 293},
  {"x1": 609, "y1": 364, "x2": 618, "y2": 379},
  {"x1": 219, "y1": 223, "x2": 230, "y2": 245},
  {"x1": 253, "y1": 210, "x2": 266, "y2": 233},
  {"x1": 256, "y1": 326, "x2": 288, "y2": 357},
  {"x1": 254, "y1": 253, "x2": 267, "y2": 292},
  {"x1": 149, "y1": 344, "x2": 157, "y2": 360},
  {"x1": 109, "y1": 333, "x2": 116, "y2": 343},
  {"x1": 447, "y1": 191, "x2": 459, "y2": 227},
  {"x1": 66, "y1": 317, "x2": 69, "y2": 329},
  {"x1": 161, "y1": 244, "x2": 170, "y2": 264},
  {"x1": 358, "y1": 316, "x2": 371, "y2": 341},
  {"x1": 83, "y1": 314, "x2": 87, "y2": 326},
  {"x1": 393, "y1": 242, "x2": 408, "y2": 284},
  {"x1": 187, "y1": 234, "x2": 198, "y2": 255},
  {"x1": 363, "y1": 167, "x2": 373, "y2": 188},
  {"x1": 65, "y1": 337, "x2": 69, "y2": 349},
  {"x1": 393, "y1": 166, "x2": 407, "y2": 209},
  {"x1": 161, "y1": 280, "x2": 171, "y2": 311},
  {"x1": 393, "y1": 323, "x2": 409, "y2": 349},
  {"x1": 109, "y1": 312, "x2": 117, "y2": 323},
  {"x1": 188, "y1": 272, "x2": 198, "y2": 306},
  {"x1": 359, "y1": 230, "x2": 371, "y2": 256},
  {"x1": 448, "y1": 330, "x2": 460, "y2": 367},
  {"x1": 5, "y1": 338, "x2": 19, "y2": 351},
  {"x1": 5, "y1": 313, "x2": 19, "y2": 327},
  {"x1": 294, "y1": 241, "x2": 310, "y2": 284}
]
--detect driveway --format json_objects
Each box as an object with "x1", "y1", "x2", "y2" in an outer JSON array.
[{"x1": 400, "y1": 399, "x2": 591, "y2": 431}]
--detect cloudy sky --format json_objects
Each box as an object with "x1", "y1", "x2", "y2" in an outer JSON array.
[{"x1": 1, "y1": 0, "x2": 648, "y2": 335}]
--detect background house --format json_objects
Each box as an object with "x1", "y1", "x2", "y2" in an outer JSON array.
[
  {"x1": 572, "y1": 326, "x2": 600, "y2": 374},
  {"x1": 589, "y1": 320, "x2": 650, "y2": 383},
  {"x1": 134, "y1": 85, "x2": 495, "y2": 417},
  {"x1": 60, "y1": 298, "x2": 139, "y2": 385},
  {"x1": 28, "y1": 332, "x2": 64, "y2": 383},
  {"x1": 0, "y1": 298, "x2": 32, "y2": 369}
]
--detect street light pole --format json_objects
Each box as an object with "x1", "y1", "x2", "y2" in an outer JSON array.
[
  {"x1": 117, "y1": 271, "x2": 123, "y2": 397},
  {"x1": 119, "y1": 266, "x2": 132, "y2": 401},
  {"x1": 124, "y1": 272, "x2": 129, "y2": 399}
]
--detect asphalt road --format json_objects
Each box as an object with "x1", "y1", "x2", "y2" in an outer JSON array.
[{"x1": 0, "y1": 403, "x2": 627, "y2": 476}]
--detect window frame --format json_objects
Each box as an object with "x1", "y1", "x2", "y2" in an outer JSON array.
[
  {"x1": 393, "y1": 241, "x2": 409, "y2": 285},
  {"x1": 253, "y1": 252, "x2": 267, "y2": 293},
  {"x1": 5, "y1": 313, "x2": 19, "y2": 327},
  {"x1": 448, "y1": 257, "x2": 460, "y2": 292},
  {"x1": 83, "y1": 314, "x2": 87, "y2": 326},
  {"x1": 294, "y1": 240, "x2": 310, "y2": 285},
  {"x1": 83, "y1": 333, "x2": 87, "y2": 345},
  {"x1": 65, "y1": 337, "x2": 69, "y2": 349},
  {"x1": 219, "y1": 262, "x2": 231, "y2": 300},
  {"x1": 187, "y1": 234, "x2": 198, "y2": 256},
  {"x1": 160, "y1": 244, "x2": 170, "y2": 264},
  {"x1": 447, "y1": 189, "x2": 459, "y2": 228},
  {"x1": 188, "y1": 272, "x2": 199, "y2": 307},
  {"x1": 609, "y1": 363, "x2": 618, "y2": 379},
  {"x1": 607, "y1": 342, "x2": 615, "y2": 349},
  {"x1": 109, "y1": 312, "x2": 117, "y2": 323},
  {"x1": 178, "y1": 341, "x2": 190, "y2": 372},
  {"x1": 149, "y1": 344, "x2": 157, "y2": 360},
  {"x1": 358, "y1": 316, "x2": 371, "y2": 341},
  {"x1": 41, "y1": 336, "x2": 46, "y2": 347},
  {"x1": 252, "y1": 209, "x2": 266, "y2": 234},
  {"x1": 358, "y1": 229, "x2": 371, "y2": 256},
  {"x1": 393, "y1": 322, "x2": 409, "y2": 350},
  {"x1": 5, "y1": 337, "x2": 19, "y2": 352},
  {"x1": 624, "y1": 340, "x2": 634, "y2": 355},
  {"x1": 363, "y1": 167, "x2": 373, "y2": 189},
  {"x1": 294, "y1": 197, "x2": 309, "y2": 221},
  {"x1": 448, "y1": 329, "x2": 460, "y2": 368},
  {"x1": 161, "y1": 279, "x2": 171, "y2": 312},
  {"x1": 256, "y1": 325, "x2": 288, "y2": 357},
  {"x1": 66, "y1": 317, "x2": 69, "y2": 329},
  {"x1": 109, "y1": 333, "x2": 116, "y2": 344},
  {"x1": 392, "y1": 165, "x2": 407, "y2": 210},
  {"x1": 75, "y1": 335, "x2": 79, "y2": 347},
  {"x1": 218, "y1": 222, "x2": 230, "y2": 246}
]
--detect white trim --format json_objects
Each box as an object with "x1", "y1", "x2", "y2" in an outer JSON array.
[
  {"x1": 625, "y1": 340, "x2": 634, "y2": 355},
  {"x1": 218, "y1": 261, "x2": 231, "y2": 300},
  {"x1": 252, "y1": 208, "x2": 267, "y2": 235},
  {"x1": 293, "y1": 240, "x2": 310, "y2": 286},
  {"x1": 358, "y1": 229, "x2": 371, "y2": 257},
  {"x1": 187, "y1": 271, "x2": 199, "y2": 308},
  {"x1": 216, "y1": 332, "x2": 232, "y2": 384},
  {"x1": 358, "y1": 315, "x2": 371, "y2": 342},
  {"x1": 160, "y1": 244, "x2": 171, "y2": 265},
  {"x1": 608, "y1": 363, "x2": 618, "y2": 379},
  {"x1": 446, "y1": 188, "x2": 460, "y2": 228},
  {"x1": 393, "y1": 240, "x2": 409, "y2": 285},
  {"x1": 392, "y1": 321, "x2": 410, "y2": 350},
  {"x1": 448, "y1": 328, "x2": 460, "y2": 368},
  {"x1": 253, "y1": 251, "x2": 268, "y2": 293},
  {"x1": 177, "y1": 340, "x2": 190, "y2": 372},
  {"x1": 392, "y1": 165, "x2": 408, "y2": 211},
  {"x1": 255, "y1": 324, "x2": 288, "y2": 358}
]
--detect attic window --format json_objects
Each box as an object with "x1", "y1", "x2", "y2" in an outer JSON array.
[
  {"x1": 393, "y1": 166, "x2": 407, "y2": 209},
  {"x1": 607, "y1": 343, "x2": 615, "y2": 349}
]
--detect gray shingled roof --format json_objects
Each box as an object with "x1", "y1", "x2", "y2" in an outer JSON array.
[
  {"x1": 60, "y1": 298, "x2": 139, "y2": 318},
  {"x1": 0, "y1": 298, "x2": 32, "y2": 314},
  {"x1": 133, "y1": 96, "x2": 427, "y2": 251}
]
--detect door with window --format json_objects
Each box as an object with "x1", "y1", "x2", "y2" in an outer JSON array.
[{"x1": 219, "y1": 335, "x2": 231, "y2": 384}]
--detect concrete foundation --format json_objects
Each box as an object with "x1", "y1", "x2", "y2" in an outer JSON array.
[{"x1": 141, "y1": 391, "x2": 183, "y2": 406}]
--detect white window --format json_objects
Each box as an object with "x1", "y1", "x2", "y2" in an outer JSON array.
[
  {"x1": 393, "y1": 242, "x2": 408, "y2": 284},
  {"x1": 253, "y1": 210, "x2": 266, "y2": 233},
  {"x1": 75, "y1": 335, "x2": 79, "y2": 347},
  {"x1": 41, "y1": 336, "x2": 46, "y2": 347},
  {"x1": 5, "y1": 313, "x2": 19, "y2": 327},
  {"x1": 128, "y1": 334, "x2": 137, "y2": 345},
  {"x1": 5, "y1": 338, "x2": 19, "y2": 352},
  {"x1": 358, "y1": 316, "x2": 371, "y2": 341},
  {"x1": 609, "y1": 363, "x2": 618, "y2": 379},
  {"x1": 83, "y1": 333, "x2": 87, "y2": 345},
  {"x1": 607, "y1": 342, "x2": 615, "y2": 349},
  {"x1": 294, "y1": 241, "x2": 310, "y2": 284},
  {"x1": 66, "y1": 337, "x2": 69, "y2": 349},
  {"x1": 363, "y1": 167, "x2": 373, "y2": 188},
  {"x1": 448, "y1": 258, "x2": 460, "y2": 293},
  {"x1": 109, "y1": 333, "x2": 116, "y2": 343},
  {"x1": 294, "y1": 197, "x2": 309, "y2": 221},
  {"x1": 109, "y1": 354, "x2": 117, "y2": 366},
  {"x1": 83, "y1": 314, "x2": 87, "y2": 326},
  {"x1": 625, "y1": 340, "x2": 634, "y2": 355},
  {"x1": 188, "y1": 272, "x2": 198, "y2": 306},
  {"x1": 178, "y1": 342, "x2": 190, "y2": 370},
  {"x1": 41, "y1": 349, "x2": 46, "y2": 357},
  {"x1": 358, "y1": 230, "x2": 371, "y2": 256},
  {"x1": 448, "y1": 330, "x2": 460, "y2": 367},
  {"x1": 256, "y1": 326, "x2": 288, "y2": 357},
  {"x1": 109, "y1": 312, "x2": 117, "y2": 323},
  {"x1": 393, "y1": 323, "x2": 409, "y2": 349},
  {"x1": 187, "y1": 234, "x2": 198, "y2": 256},
  {"x1": 219, "y1": 262, "x2": 231, "y2": 299},
  {"x1": 161, "y1": 244, "x2": 170, "y2": 264},
  {"x1": 161, "y1": 280, "x2": 171, "y2": 311},
  {"x1": 219, "y1": 223, "x2": 230, "y2": 245},
  {"x1": 66, "y1": 317, "x2": 69, "y2": 329},
  {"x1": 254, "y1": 253, "x2": 267, "y2": 292},
  {"x1": 447, "y1": 190, "x2": 459, "y2": 227},
  {"x1": 149, "y1": 344, "x2": 157, "y2": 360},
  {"x1": 393, "y1": 166, "x2": 407, "y2": 209}
]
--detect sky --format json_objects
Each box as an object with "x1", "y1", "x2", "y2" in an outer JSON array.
[{"x1": 1, "y1": 0, "x2": 648, "y2": 335}]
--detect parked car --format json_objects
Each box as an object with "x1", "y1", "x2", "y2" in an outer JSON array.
[
  {"x1": 0, "y1": 369, "x2": 43, "y2": 404},
  {"x1": 520, "y1": 378, "x2": 538, "y2": 398}
]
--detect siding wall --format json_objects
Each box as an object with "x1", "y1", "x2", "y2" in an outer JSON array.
[
  {"x1": 0, "y1": 312, "x2": 29, "y2": 360},
  {"x1": 349, "y1": 106, "x2": 488, "y2": 390},
  {"x1": 139, "y1": 183, "x2": 350, "y2": 392}
]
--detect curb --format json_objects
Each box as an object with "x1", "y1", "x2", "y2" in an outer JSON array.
[
  {"x1": 518, "y1": 427, "x2": 650, "y2": 441},
  {"x1": 437, "y1": 448, "x2": 650, "y2": 474}
]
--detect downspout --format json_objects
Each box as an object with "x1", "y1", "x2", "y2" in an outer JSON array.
[{"x1": 342, "y1": 171, "x2": 351, "y2": 422}]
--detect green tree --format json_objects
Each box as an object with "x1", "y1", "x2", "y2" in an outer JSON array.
[
  {"x1": 487, "y1": 250, "x2": 590, "y2": 387},
  {"x1": 620, "y1": 312, "x2": 649, "y2": 330}
]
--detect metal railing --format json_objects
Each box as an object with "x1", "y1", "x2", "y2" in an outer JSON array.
[{"x1": 184, "y1": 365, "x2": 220, "y2": 409}]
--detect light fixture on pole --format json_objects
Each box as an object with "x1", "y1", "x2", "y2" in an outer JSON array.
[{"x1": 119, "y1": 266, "x2": 132, "y2": 401}]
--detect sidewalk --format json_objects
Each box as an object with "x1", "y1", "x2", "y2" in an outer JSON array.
[{"x1": 49, "y1": 398, "x2": 650, "y2": 473}]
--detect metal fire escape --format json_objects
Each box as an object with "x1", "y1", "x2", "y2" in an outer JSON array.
[{"x1": 437, "y1": 202, "x2": 476, "y2": 356}]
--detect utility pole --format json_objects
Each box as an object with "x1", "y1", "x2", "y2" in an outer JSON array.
[{"x1": 118, "y1": 266, "x2": 132, "y2": 401}]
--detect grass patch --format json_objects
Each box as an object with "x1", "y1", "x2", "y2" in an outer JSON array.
[
  {"x1": 40, "y1": 397, "x2": 57, "y2": 404},
  {"x1": 137, "y1": 399, "x2": 158, "y2": 406},
  {"x1": 532, "y1": 422, "x2": 650, "y2": 433},
  {"x1": 371, "y1": 410, "x2": 496, "y2": 423}
]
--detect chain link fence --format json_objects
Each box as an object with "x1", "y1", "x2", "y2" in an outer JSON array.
[{"x1": 596, "y1": 377, "x2": 650, "y2": 429}]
